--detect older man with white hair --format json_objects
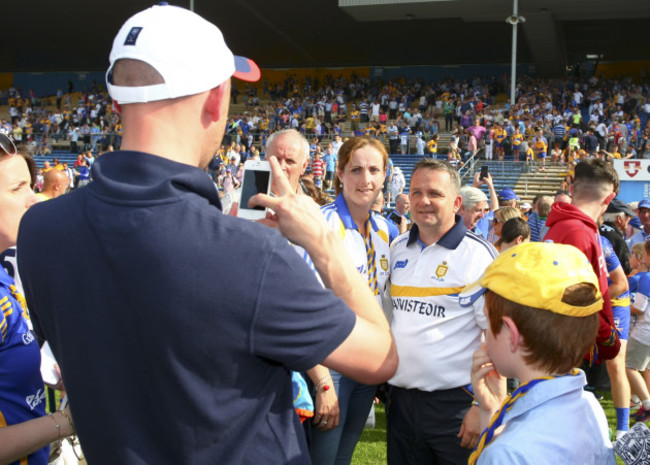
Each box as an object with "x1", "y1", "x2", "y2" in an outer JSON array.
[
  {"x1": 459, "y1": 186, "x2": 489, "y2": 234},
  {"x1": 265, "y1": 129, "x2": 310, "y2": 195},
  {"x1": 458, "y1": 172, "x2": 498, "y2": 239}
]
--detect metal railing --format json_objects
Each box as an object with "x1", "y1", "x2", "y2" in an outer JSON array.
[
  {"x1": 460, "y1": 157, "x2": 568, "y2": 196},
  {"x1": 459, "y1": 149, "x2": 483, "y2": 183}
]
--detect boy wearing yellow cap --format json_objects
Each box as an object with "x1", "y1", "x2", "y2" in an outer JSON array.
[{"x1": 460, "y1": 242, "x2": 616, "y2": 464}]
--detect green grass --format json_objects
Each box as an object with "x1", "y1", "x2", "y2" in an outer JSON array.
[
  {"x1": 44, "y1": 387, "x2": 64, "y2": 412},
  {"x1": 352, "y1": 404, "x2": 388, "y2": 465},
  {"x1": 352, "y1": 393, "x2": 627, "y2": 465}
]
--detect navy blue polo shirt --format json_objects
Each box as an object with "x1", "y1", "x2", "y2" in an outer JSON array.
[{"x1": 18, "y1": 151, "x2": 356, "y2": 465}]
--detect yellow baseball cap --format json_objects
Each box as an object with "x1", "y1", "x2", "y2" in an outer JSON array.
[{"x1": 459, "y1": 242, "x2": 603, "y2": 317}]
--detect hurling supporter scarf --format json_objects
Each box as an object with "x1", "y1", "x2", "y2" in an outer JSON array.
[
  {"x1": 468, "y1": 368, "x2": 580, "y2": 464},
  {"x1": 363, "y1": 215, "x2": 378, "y2": 295}
]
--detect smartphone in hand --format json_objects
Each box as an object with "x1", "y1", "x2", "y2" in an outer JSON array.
[{"x1": 237, "y1": 160, "x2": 272, "y2": 220}]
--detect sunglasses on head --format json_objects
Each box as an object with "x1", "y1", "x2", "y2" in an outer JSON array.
[{"x1": 0, "y1": 132, "x2": 17, "y2": 156}]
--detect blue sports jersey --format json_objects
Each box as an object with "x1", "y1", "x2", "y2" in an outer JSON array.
[
  {"x1": 629, "y1": 274, "x2": 641, "y2": 295},
  {"x1": 635, "y1": 272, "x2": 650, "y2": 301},
  {"x1": 0, "y1": 267, "x2": 48, "y2": 465},
  {"x1": 601, "y1": 235, "x2": 630, "y2": 303}
]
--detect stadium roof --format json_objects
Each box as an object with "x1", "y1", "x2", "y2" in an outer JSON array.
[{"x1": 4, "y1": 0, "x2": 650, "y2": 77}]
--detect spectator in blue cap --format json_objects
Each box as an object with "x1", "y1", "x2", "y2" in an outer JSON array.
[{"x1": 497, "y1": 187, "x2": 520, "y2": 208}]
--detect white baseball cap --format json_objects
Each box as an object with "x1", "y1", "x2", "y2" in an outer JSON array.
[{"x1": 106, "y1": 4, "x2": 260, "y2": 104}]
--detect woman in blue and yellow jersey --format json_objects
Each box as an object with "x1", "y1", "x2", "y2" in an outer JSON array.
[
  {"x1": 310, "y1": 136, "x2": 391, "y2": 465},
  {"x1": 532, "y1": 131, "x2": 548, "y2": 170},
  {"x1": 493, "y1": 124, "x2": 507, "y2": 160},
  {"x1": 0, "y1": 149, "x2": 75, "y2": 465},
  {"x1": 511, "y1": 127, "x2": 524, "y2": 161}
]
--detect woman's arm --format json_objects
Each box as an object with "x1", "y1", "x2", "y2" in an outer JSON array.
[
  {"x1": 0, "y1": 406, "x2": 75, "y2": 465},
  {"x1": 608, "y1": 265, "x2": 629, "y2": 299},
  {"x1": 306, "y1": 365, "x2": 340, "y2": 431}
]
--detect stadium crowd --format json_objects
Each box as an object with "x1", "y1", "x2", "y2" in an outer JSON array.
[
  {"x1": 1, "y1": 85, "x2": 121, "y2": 157},
  {"x1": 4, "y1": 57, "x2": 650, "y2": 169},
  {"x1": 195, "y1": 71, "x2": 650, "y2": 169}
]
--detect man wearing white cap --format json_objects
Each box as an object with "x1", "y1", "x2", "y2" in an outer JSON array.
[{"x1": 16, "y1": 5, "x2": 397, "y2": 465}]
